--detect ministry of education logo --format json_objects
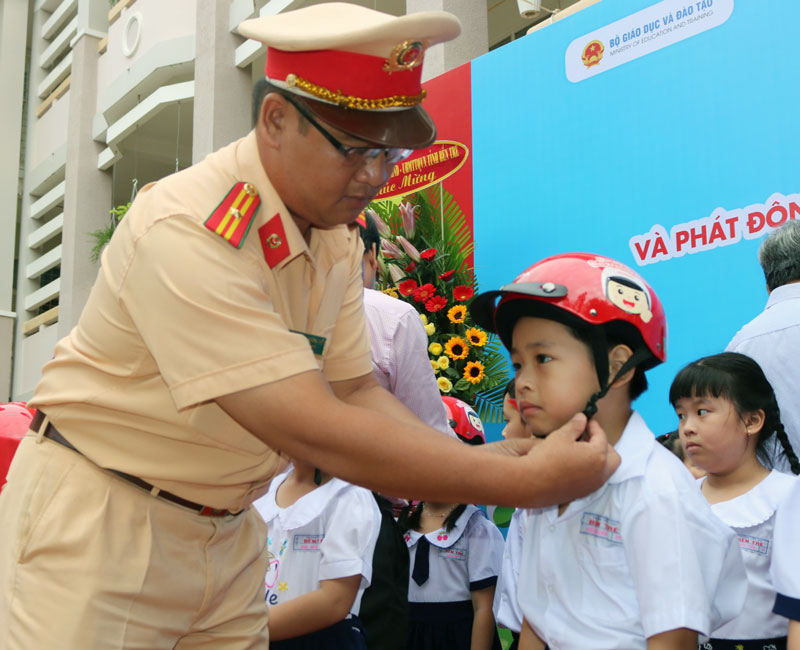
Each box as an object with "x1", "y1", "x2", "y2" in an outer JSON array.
[{"x1": 581, "y1": 40, "x2": 604, "y2": 68}]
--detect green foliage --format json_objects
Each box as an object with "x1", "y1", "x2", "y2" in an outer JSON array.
[
  {"x1": 89, "y1": 202, "x2": 130, "y2": 263},
  {"x1": 370, "y1": 187, "x2": 510, "y2": 423}
]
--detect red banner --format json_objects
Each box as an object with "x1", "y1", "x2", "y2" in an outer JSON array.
[{"x1": 375, "y1": 140, "x2": 469, "y2": 201}]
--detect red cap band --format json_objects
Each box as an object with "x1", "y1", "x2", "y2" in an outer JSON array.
[{"x1": 266, "y1": 47, "x2": 423, "y2": 102}]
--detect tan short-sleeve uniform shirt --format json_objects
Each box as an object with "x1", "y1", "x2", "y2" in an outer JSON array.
[{"x1": 29, "y1": 132, "x2": 372, "y2": 512}]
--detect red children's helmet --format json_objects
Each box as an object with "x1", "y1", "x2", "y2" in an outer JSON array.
[
  {"x1": 0, "y1": 402, "x2": 34, "y2": 440},
  {"x1": 471, "y1": 253, "x2": 667, "y2": 399},
  {"x1": 441, "y1": 396, "x2": 486, "y2": 445}
]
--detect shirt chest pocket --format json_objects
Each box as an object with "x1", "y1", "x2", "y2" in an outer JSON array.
[{"x1": 576, "y1": 521, "x2": 637, "y2": 624}]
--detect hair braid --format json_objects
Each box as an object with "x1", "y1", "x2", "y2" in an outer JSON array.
[{"x1": 774, "y1": 418, "x2": 800, "y2": 474}]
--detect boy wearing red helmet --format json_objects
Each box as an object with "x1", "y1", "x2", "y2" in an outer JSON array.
[{"x1": 471, "y1": 253, "x2": 747, "y2": 650}]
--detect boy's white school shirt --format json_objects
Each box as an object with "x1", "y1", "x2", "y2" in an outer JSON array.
[
  {"x1": 254, "y1": 467, "x2": 381, "y2": 615},
  {"x1": 493, "y1": 507, "x2": 524, "y2": 633},
  {"x1": 771, "y1": 474, "x2": 800, "y2": 620},
  {"x1": 405, "y1": 504, "x2": 505, "y2": 603},
  {"x1": 708, "y1": 470, "x2": 796, "y2": 640},
  {"x1": 517, "y1": 411, "x2": 747, "y2": 650}
]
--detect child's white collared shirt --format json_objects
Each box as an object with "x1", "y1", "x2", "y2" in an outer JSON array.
[
  {"x1": 254, "y1": 468, "x2": 381, "y2": 615},
  {"x1": 771, "y1": 474, "x2": 800, "y2": 620},
  {"x1": 493, "y1": 507, "x2": 524, "y2": 633},
  {"x1": 708, "y1": 470, "x2": 796, "y2": 640},
  {"x1": 405, "y1": 504, "x2": 504, "y2": 603},
  {"x1": 518, "y1": 411, "x2": 748, "y2": 650}
]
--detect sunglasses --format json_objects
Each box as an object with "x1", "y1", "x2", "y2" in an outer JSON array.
[{"x1": 282, "y1": 94, "x2": 415, "y2": 166}]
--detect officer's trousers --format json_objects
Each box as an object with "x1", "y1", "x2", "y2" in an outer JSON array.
[{"x1": 0, "y1": 435, "x2": 270, "y2": 650}]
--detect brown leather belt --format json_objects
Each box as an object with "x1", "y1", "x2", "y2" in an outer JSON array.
[{"x1": 32, "y1": 411, "x2": 239, "y2": 517}]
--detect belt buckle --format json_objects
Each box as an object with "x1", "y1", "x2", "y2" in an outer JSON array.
[{"x1": 199, "y1": 506, "x2": 229, "y2": 517}]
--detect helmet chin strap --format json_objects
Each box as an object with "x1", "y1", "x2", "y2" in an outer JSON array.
[{"x1": 582, "y1": 347, "x2": 653, "y2": 420}]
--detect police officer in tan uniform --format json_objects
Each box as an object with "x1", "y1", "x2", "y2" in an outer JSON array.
[{"x1": 0, "y1": 5, "x2": 619, "y2": 649}]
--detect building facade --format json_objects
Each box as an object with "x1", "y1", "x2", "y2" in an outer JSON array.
[{"x1": 0, "y1": 0, "x2": 583, "y2": 401}]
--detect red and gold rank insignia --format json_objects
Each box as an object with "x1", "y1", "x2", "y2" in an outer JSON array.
[
  {"x1": 258, "y1": 214, "x2": 290, "y2": 269},
  {"x1": 581, "y1": 40, "x2": 604, "y2": 68},
  {"x1": 204, "y1": 182, "x2": 261, "y2": 248}
]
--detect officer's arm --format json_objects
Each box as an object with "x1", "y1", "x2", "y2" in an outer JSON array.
[{"x1": 216, "y1": 369, "x2": 619, "y2": 508}]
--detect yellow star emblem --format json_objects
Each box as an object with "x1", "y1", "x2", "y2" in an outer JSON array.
[
  {"x1": 735, "y1": 645, "x2": 744, "y2": 650},
  {"x1": 278, "y1": 581, "x2": 288, "y2": 592}
]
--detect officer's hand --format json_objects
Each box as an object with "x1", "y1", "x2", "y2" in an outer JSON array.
[{"x1": 521, "y1": 413, "x2": 620, "y2": 506}]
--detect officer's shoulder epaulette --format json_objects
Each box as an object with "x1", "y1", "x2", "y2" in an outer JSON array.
[{"x1": 204, "y1": 181, "x2": 261, "y2": 248}]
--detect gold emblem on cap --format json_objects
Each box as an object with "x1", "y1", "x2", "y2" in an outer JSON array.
[
  {"x1": 383, "y1": 40, "x2": 426, "y2": 73},
  {"x1": 243, "y1": 183, "x2": 257, "y2": 196},
  {"x1": 285, "y1": 73, "x2": 426, "y2": 110},
  {"x1": 266, "y1": 233, "x2": 282, "y2": 249}
]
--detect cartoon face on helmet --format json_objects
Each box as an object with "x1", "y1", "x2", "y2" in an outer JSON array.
[
  {"x1": 0, "y1": 402, "x2": 34, "y2": 440},
  {"x1": 470, "y1": 253, "x2": 667, "y2": 370},
  {"x1": 441, "y1": 396, "x2": 485, "y2": 445}
]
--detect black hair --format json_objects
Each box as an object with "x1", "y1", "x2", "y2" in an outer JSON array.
[
  {"x1": 358, "y1": 212, "x2": 381, "y2": 257},
  {"x1": 398, "y1": 503, "x2": 468, "y2": 534},
  {"x1": 656, "y1": 430, "x2": 685, "y2": 461},
  {"x1": 505, "y1": 377, "x2": 516, "y2": 399},
  {"x1": 669, "y1": 352, "x2": 800, "y2": 474},
  {"x1": 251, "y1": 78, "x2": 308, "y2": 133}
]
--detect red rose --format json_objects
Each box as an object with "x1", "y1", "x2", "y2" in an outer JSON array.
[
  {"x1": 404, "y1": 261, "x2": 417, "y2": 273},
  {"x1": 438, "y1": 270, "x2": 455, "y2": 282},
  {"x1": 398, "y1": 279, "x2": 418, "y2": 296},
  {"x1": 425, "y1": 295, "x2": 447, "y2": 312},
  {"x1": 413, "y1": 283, "x2": 436, "y2": 303},
  {"x1": 453, "y1": 285, "x2": 474, "y2": 302},
  {"x1": 420, "y1": 248, "x2": 438, "y2": 261}
]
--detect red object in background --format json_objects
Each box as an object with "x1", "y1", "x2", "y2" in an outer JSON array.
[
  {"x1": 442, "y1": 396, "x2": 486, "y2": 445},
  {"x1": 0, "y1": 402, "x2": 34, "y2": 493}
]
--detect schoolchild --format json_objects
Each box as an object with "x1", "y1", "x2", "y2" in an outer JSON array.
[
  {"x1": 656, "y1": 430, "x2": 706, "y2": 479},
  {"x1": 253, "y1": 458, "x2": 381, "y2": 649},
  {"x1": 470, "y1": 252, "x2": 747, "y2": 650},
  {"x1": 493, "y1": 380, "x2": 527, "y2": 650},
  {"x1": 401, "y1": 397, "x2": 505, "y2": 650},
  {"x1": 670, "y1": 352, "x2": 800, "y2": 650},
  {"x1": 771, "y1": 477, "x2": 800, "y2": 649}
]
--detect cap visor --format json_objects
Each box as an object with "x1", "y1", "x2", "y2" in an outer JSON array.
[{"x1": 299, "y1": 96, "x2": 437, "y2": 149}]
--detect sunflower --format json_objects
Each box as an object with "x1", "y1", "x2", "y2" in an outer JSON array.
[
  {"x1": 382, "y1": 287, "x2": 399, "y2": 299},
  {"x1": 437, "y1": 376, "x2": 453, "y2": 393},
  {"x1": 447, "y1": 305, "x2": 467, "y2": 324},
  {"x1": 465, "y1": 327, "x2": 488, "y2": 347},
  {"x1": 463, "y1": 360, "x2": 486, "y2": 385},
  {"x1": 444, "y1": 336, "x2": 469, "y2": 360},
  {"x1": 429, "y1": 342, "x2": 443, "y2": 356}
]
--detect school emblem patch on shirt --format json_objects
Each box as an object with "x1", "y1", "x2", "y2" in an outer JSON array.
[
  {"x1": 204, "y1": 182, "x2": 260, "y2": 248},
  {"x1": 580, "y1": 512, "x2": 623, "y2": 545},
  {"x1": 293, "y1": 534, "x2": 324, "y2": 551},
  {"x1": 738, "y1": 534, "x2": 770, "y2": 555}
]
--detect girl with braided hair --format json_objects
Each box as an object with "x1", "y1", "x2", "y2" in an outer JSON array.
[{"x1": 670, "y1": 351, "x2": 799, "y2": 650}]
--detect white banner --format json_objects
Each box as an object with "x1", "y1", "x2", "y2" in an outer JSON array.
[{"x1": 565, "y1": 0, "x2": 733, "y2": 83}]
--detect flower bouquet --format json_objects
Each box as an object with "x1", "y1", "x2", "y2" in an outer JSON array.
[{"x1": 367, "y1": 187, "x2": 510, "y2": 423}]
